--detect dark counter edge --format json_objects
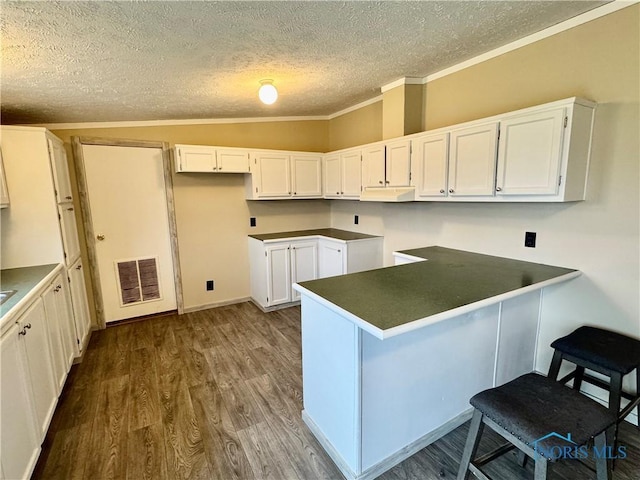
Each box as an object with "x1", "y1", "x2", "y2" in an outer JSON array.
[{"x1": 249, "y1": 228, "x2": 381, "y2": 242}]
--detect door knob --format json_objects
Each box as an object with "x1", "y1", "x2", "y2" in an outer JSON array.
[{"x1": 97, "y1": 234, "x2": 105, "y2": 241}]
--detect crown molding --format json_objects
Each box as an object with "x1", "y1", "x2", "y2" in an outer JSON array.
[
  {"x1": 327, "y1": 95, "x2": 383, "y2": 120},
  {"x1": 380, "y1": 77, "x2": 424, "y2": 93}
]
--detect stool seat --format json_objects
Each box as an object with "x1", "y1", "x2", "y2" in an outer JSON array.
[
  {"x1": 551, "y1": 326, "x2": 640, "y2": 374},
  {"x1": 470, "y1": 373, "x2": 616, "y2": 456}
]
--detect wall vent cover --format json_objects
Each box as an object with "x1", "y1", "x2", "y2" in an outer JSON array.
[{"x1": 116, "y1": 257, "x2": 161, "y2": 306}]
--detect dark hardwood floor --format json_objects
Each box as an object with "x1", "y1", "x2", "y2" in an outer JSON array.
[{"x1": 34, "y1": 302, "x2": 640, "y2": 480}]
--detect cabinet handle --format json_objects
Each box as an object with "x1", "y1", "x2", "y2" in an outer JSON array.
[
  {"x1": 336, "y1": 191, "x2": 340, "y2": 195},
  {"x1": 378, "y1": 181, "x2": 383, "y2": 185},
  {"x1": 341, "y1": 191, "x2": 344, "y2": 194},
  {"x1": 496, "y1": 187, "x2": 502, "y2": 192},
  {"x1": 67, "y1": 207, "x2": 74, "y2": 211},
  {"x1": 440, "y1": 189, "x2": 445, "y2": 194},
  {"x1": 76, "y1": 264, "x2": 82, "y2": 270},
  {"x1": 18, "y1": 327, "x2": 27, "y2": 336},
  {"x1": 385, "y1": 180, "x2": 390, "y2": 184},
  {"x1": 449, "y1": 189, "x2": 455, "y2": 194},
  {"x1": 218, "y1": 166, "x2": 222, "y2": 171},
  {"x1": 65, "y1": 196, "x2": 72, "y2": 200},
  {"x1": 24, "y1": 323, "x2": 32, "y2": 330}
]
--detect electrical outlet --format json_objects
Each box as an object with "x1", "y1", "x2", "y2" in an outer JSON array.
[
  {"x1": 206, "y1": 280, "x2": 214, "y2": 291},
  {"x1": 354, "y1": 215, "x2": 359, "y2": 225},
  {"x1": 250, "y1": 217, "x2": 256, "y2": 227},
  {"x1": 524, "y1": 232, "x2": 537, "y2": 248}
]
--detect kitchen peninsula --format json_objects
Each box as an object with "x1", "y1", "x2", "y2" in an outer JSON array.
[{"x1": 293, "y1": 246, "x2": 580, "y2": 480}]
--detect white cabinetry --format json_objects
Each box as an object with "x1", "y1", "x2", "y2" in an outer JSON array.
[
  {"x1": 16, "y1": 299, "x2": 57, "y2": 441},
  {"x1": 48, "y1": 137, "x2": 74, "y2": 203},
  {"x1": 495, "y1": 100, "x2": 594, "y2": 201},
  {"x1": 69, "y1": 258, "x2": 92, "y2": 355},
  {"x1": 1, "y1": 322, "x2": 40, "y2": 480},
  {"x1": 250, "y1": 238, "x2": 319, "y2": 308},
  {"x1": 362, "y1": 139, "x2": 411, "y2": 189},
  {"x1": 412, "y1": 132, "x2": 449, "y2": 198},
  {"x1": 247, "y1": 151, "x2": 322, "y2": 199},
  {"x1": 323, "y1": 150, "x2": 361, "y2": 199},
  {"x1": 174, "y1": 144, "x2": 250, "y2": 173},
  {"x1": 58, "y1": 203, "x2": 81, "y2": 265},
  {"x1": 318, "y1": 239, "x2": 346, "y2": 278},
  {"x1": 448, "y1": 122, "x2": 499, "y2": 197}
]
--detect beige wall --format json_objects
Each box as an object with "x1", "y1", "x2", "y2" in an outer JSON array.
[
  {"x1": 331, "y1": 5, "x2": 640, "y2": 402},
  {"x1": 53, "y1": 121, "x2": 331, "y2": 313},
  {"x1": 328, "y1": 101, "x2": 382, "y2": 151}
]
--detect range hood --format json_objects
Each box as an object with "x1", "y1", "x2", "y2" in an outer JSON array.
[{"x1": 359, "y1": 187, "x2": 416, "y2": 202}]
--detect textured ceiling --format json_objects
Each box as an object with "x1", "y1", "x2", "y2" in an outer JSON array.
[{"x1": 1, "y1": 1, "x2": 610, "y2": 125}]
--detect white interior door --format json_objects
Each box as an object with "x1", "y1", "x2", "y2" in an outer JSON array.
[{"x1": 82, "y1": 144, "x2": 177, "y2": 323}]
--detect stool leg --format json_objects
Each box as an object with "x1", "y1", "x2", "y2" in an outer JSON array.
[
  {"x1": 457, "y1": 410, "x2": 484, "y2": 480},
  {"x1": 595, "y1": 429, "x2": 611, "y2": 480},
  {"x1": 572, "y1": 366, "x2": 585, "y2": 391},
  {"x1": 533, "y1": 455, "x2": 548, "y2": 480},
  {"x1": 548, "y1": 350, "x2": 563, "y2": 381},
  {"x1": 609, "y1": 372, "x2": 623, "y2": 470},
  {"x1": 516, "y1": 449, "x2": 528, "y2": 468},
  {"x1": 636, "y1": 367, "x2": 640, "y2": 431}
]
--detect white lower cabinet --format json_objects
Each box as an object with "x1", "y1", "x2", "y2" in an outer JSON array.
[
  {"x1": 68, "y1": 258, "x2": 91, "y2": 355},
  {"x1": 253, "y1": 240, "x2": 319, "y2": 308},
  {"x1": 250, "y1": 233, "x2": 383, "y2": 310},
  {"x1": 1, "y1": 322, "x2": 40, "y2": 480}
]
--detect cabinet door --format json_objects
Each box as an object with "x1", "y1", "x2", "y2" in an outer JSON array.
[
  {"x1": 341, "y1": 151, "x2": 362, "y2": 198},
  {"x1": 413, "y1": 133, "x2": 449, "y2": 197},
  {"x1": 0, "y1": 148, "x2": 10, "y2": 208},
  {"x1": 361, "y1": 145, "x2": 386, "y2": 188},
  {"x1": 324, "y1": 155, "x2": 342, "y2": 198},
  {"x1": 19, "y1": 298, "x2": 57, "y2": 441},
  {"x1": 58, "y1": 204, "x2": 81, "y2": 265},
  {"x1": 254, "y1": 153, "x2": 291, "y2": 197},
  {"x1": 68, "y1": 259, "x2": 91, "y2": 354},
  {"x1": 217, "y1": 149, "x2": 250, "y2": 173},
  {"x1": 175, "y1": 145, "x2": 217, "y2": 172},
  {"x1": 1, "y1": 323, "x2": 40, "y2": 480},
  {"x1": 496, "y1": 108, "x2": 565, "y2": 196},
  {"x1": 448, "y1": 122, "x2": 499, "y2": 196},
  {"x1": 291, "y1": 241, "x2": 318, "y2": 301},
  {"x1": 318, "y1": 240, "x2": 346, "y2": 279},
  {"x1": 55, "y1": 274, "x2": 76, "y2": 368},
  {"x1": 42, "y1": 281, "x2": 67, "y2": 394},
  {"x1": 266, "y1": 244, "x2": 292, "y2": 306},
  {"x1": 48, "y1": 138, "x2": 73, "y2": 203},
  {"x1": 291, "y1": 155, "x2": 322, "y2": 197},
  {"x1": 386, "y1": 139, "x2": 411, "y2": 187}
]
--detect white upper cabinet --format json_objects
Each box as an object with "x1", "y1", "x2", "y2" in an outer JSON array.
[
  {"x1": 58, "y1": 204, "x2": 81, "y2": 266},
  {"x1": 361, "y1": 139, "x2": 412, "y2": 189},
  {"x1": 291, "y1": 154, "x2": 323, "y2": 197},
  {"x1": 324, "y1": 149, "x2": 362, "y2": 199},
  {"x1": 247, "y1": 151, "x2": 322, "y2": 199},
  {"x1": 448, "y1": 122, "x2": 499, "y2": 197},
  {"x1": 385, "y1": 139, "x2": 412, "y2": 187},
  {"x1": 48, "y1": 138, "x2": 73, "y2": 203},
  {"x1": 494, "y1": 100, "x2": 595, "y2": 201},
  {"x1": 362, "y1": 145, "x2": 386, "y2": 188},
  {"x1": 412, "y1": 132, "x2": 449, "y2": 198},
  {"x1": 175, "y1": 144, "x2": 249, "y2": 173}
]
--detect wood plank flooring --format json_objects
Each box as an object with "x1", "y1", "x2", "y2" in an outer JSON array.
[{"x1": 34, "y1": 302, "x2": 640, "y2": 480}]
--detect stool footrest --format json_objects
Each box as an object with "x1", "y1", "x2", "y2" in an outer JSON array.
[{"x1": 473, "y1": 442, "x2": 516, "y2": 467}]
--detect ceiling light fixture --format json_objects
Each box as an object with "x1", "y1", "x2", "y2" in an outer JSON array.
[{"x1": 258, "y1": 79, "x2": 278, "y2": 105}]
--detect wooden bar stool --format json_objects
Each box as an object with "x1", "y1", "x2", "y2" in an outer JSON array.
[
  {"x1": 548, "y1": 326, "x2": 640, "y2": 460},
  {"x1": 457, "y1": 373, "x2": 616, "y2": 480}
]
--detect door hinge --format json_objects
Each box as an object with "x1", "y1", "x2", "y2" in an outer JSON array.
[
  {"x1": 58, "y1": 213, "x2": 61, "y2": 220},
  {"x1": 77, "y1": 338, "x2": 80, "y2": 345},
  {"x1": 265, "y1": 251, "x2": 267, "y2": 257},
  {"x1": 497, "y1": 128, "x2": 501, "y2": 140},
  {"x1": 256, "y1": 187, "x2": 258, "y2": 193},
  {"x1": 564, "y1": 116, "x2": 568, "y2": 128},
  {"x1": 558, "y1": 175, "x2": 562, "y2": 186}
]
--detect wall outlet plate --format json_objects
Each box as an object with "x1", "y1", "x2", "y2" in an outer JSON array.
[
  {"x1": 206, "y1": 280, "x2": 214, "y2": 291},
  {"x1": 525, "y1": 231, "x2": 537, "y2": 248},
  {"x1": 250, "y1": 217, "x2": 256, "y2": 227},
  {"x1": 354, "y1": 215, "x2": 359, "y2": 225}
]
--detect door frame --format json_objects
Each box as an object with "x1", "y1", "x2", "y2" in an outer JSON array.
[{"x1": 71, "y1": 136, "x2": 184, "y2": 329}]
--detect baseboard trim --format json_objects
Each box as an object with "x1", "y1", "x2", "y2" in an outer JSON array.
[
  {"x1": 302, "y1": 408, "x2": 474, "y2": 480},
  {"x1": 249, "y1": 297, "x2": 301, "y2": 313},
  {"x1": 182, "y1": 297, "x2": 251, "y2": 313}
]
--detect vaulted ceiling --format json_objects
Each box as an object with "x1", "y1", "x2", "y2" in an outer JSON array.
[{"x1": 1, "y1": 1, "x2": 610, "y2": 125}]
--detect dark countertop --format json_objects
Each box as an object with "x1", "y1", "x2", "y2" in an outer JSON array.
[
  {"x1": 249, "y1": 228, "x2": 381, "y2": 242},
  {"x1": 1, "y1": 264, "x2": 59, "y2": 320},
  {"x1": 297, "y1": 246, "x2": 577, "y2": 334}
]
